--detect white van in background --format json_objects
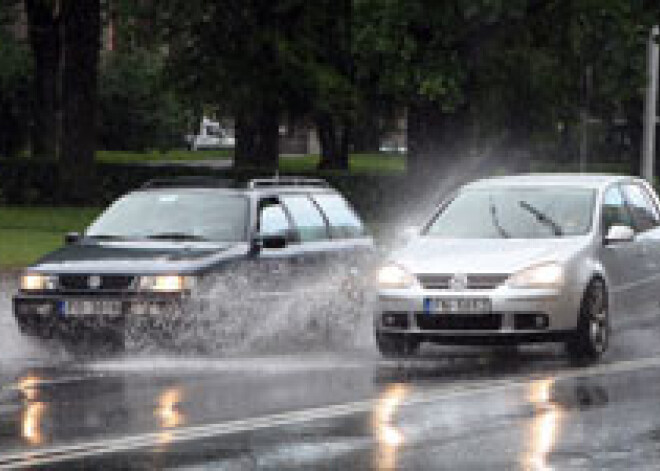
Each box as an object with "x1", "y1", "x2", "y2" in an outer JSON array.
[{"x1": 185, "y1": 117, "x2": 236, "y2": 151}]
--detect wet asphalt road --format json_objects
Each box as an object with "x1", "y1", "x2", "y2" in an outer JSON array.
[{"x1": 3, "y1": 276, "x2": 660, "y2": 470}]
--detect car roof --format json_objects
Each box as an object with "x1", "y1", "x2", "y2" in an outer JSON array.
[
  {"x1": 465, "y1": 173, "x2": 639, "y2": 190},
  {"x1": 132, "y1": 177, "x2": 339, "y2": 197}
]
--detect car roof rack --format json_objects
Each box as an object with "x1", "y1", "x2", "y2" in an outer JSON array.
[
  {"x1": 247, "y1": 176, "x2": 330, "y2": 189},
  {"x1": 141, "y1": 177, "x2": 236, "y2": 190}
]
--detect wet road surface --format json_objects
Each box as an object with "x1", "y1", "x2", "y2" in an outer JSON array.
[{"x1": 3, "y1": 275, "x2": 660, "y2": 469}]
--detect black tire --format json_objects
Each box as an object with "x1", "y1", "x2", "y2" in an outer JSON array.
[
  {"x1": 376, "y1": 332, "x2": 420, "y2": 358},
  {"x1": 565, "y1": 279, "x2": 609, "y2": 362}
]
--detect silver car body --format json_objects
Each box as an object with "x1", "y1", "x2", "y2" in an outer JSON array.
[{"x1": 376, "y1": 174, "x2": 660, "y2": 343}]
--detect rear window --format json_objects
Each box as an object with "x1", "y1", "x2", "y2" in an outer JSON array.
[{"x1": 312, "y1": 193, "x2": 366, "y2": 238}]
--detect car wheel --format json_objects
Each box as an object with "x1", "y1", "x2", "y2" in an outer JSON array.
[
  {"x1": 565, "y1": 279, "x2": 609, "y2": 362},
  {"x1": 376, "y1": 332, "x2": 419, "y2": 358}
]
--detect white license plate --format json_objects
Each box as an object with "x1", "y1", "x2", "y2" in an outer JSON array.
[
  {"x1": 62, "y1": 300, "x2": 123, "y2": 317},
  {"x1": 424, "y1": 298, "x2": 491, "y2": 314}
]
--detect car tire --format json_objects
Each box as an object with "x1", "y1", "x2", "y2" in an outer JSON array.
[
  {"x1": 376, "y1": 331, "x2": 419, "y2": 358},
  {"x1": 565, "y1": 279, "x2": 609, "y2": 362}
]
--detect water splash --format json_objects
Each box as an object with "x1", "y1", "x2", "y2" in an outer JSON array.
[{"x1": 124, "y1": 257, "x2": 378, "y2": 355}]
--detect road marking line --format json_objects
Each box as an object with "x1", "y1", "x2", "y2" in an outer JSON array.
[{"x1": 3, "y1": 354, "x2": 660, "y2": 469}]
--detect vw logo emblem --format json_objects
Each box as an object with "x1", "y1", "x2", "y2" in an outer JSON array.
[
  {"x1": 449, "y1": 273, "x2": 468, "y2": 291},
  {"x1": 88, "y1": 275, "x2": 102, "y2": 289}
]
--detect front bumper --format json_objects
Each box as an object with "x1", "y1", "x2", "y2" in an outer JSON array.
[
  {"x1": 376, "y1": 286, "x2": 580, "y2": 343},
  {"x1": 13, "y1": 292, "x2": 187, "y2": 339}
]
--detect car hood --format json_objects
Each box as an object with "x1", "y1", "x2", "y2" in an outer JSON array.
[
  {"x1": 391, "y1": 236, "x2": 589, "y2": 275},
  {"x1": 28, "y1": 240, "x2": 250, "y2": 275}
]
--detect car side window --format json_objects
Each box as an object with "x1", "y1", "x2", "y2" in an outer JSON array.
[
  {"x1": 258, "y1": 201, "x2": 290, "y2": 236},
  {"x1": 621, "y1": 184, "x2": 660, "y2": 232},
  {"x1": 312, "y1": 193, "x2": 366, "y2": 239},
  {"x1": 601, "y1": 186, "x2": 633, "y2": 233},
  {"x1": 280, "y1": 195, "x2": 329, "y2": 242}
]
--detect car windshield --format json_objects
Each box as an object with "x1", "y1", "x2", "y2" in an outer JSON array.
[
  {"x1": 425, "y1": 186, "x2": 596, "y2": 239},
  {"x1": 86, "y1": 190, "x2": 248, "y2": 242}
]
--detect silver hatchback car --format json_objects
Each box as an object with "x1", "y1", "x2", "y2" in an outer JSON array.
[{"x1": 375, "y1": 174, "x2": 660, "y2": 360}]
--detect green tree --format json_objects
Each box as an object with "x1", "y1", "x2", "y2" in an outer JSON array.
[
  {"x1": 99, "y1": 50, "x2": 187, "y2": 152},
  {"x1": 160, "y1": 0, "x2": 311, "y2": 171},
  {"x1": 59, "y1": 0, "x2": 101, "y2": 202},
  {"x1": 0, "y1": 2, "x2": 31, "y2": 158},
  {"x1": 25, "y1": 0, "x2": 60, "y2": 160},
  {"x1": 353, "y1": 0, "x2": 660, "y2": 182}
]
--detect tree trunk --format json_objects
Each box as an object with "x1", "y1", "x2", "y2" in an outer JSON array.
[
  {"x1": 316, "y1": 114, "x2": 350, "y2": 170},
  {"x1": 234, "y1": 108, "x2": 279, "y2": 172},
  {"x1": 59, "y1": 0, "x2": 100, "y2": 202},
  {"x1": 25, "y1": 0, "x2": 60, "y2": 160}
]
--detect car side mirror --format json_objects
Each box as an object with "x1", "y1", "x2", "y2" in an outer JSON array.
[
  {"x1": 64, "y1": 232, "x2": 81, "y2": 245},
  {"x1": 604, "y1": 225, "x2": 635, "y2": 245},
  {"x1": 251, "y1": 232, "x2": 288, "y2": 253}
]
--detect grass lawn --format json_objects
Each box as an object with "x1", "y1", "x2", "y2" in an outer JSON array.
[
  {"x1": 97, "y1": 149, "x2": 233, "y2": 164},
  {"x1": 97, "y1": 149, "x2": 406, "y2": 174},
  {"x1": 280, "y1": 152, "x2": 406, "y2": 175},
  {"x1": 0, "y1": 207, "x2": 101, "y2": 269}
]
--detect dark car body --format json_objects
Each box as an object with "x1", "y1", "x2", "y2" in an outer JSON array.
[{"x1": 13, "y1": 177, "x2": 374, "y2": 343}]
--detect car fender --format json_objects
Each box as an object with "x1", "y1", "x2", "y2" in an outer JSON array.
[{"x1": 577, "y1": 253, "x2": 610, "y2": 311}]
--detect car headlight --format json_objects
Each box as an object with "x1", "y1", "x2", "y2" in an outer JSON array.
[
  {"x1": 506, "y1": 262, "x2": 564, "y2": 288},
  {"x1": 138, "y1": 275, "x2": 195, "y2": 292},
  {"x1": 21, "y1": 273, "x2": 58, "y2": 291},
  {"x1": 377, "y1": 264, "x2": 417, "y2": 289}
]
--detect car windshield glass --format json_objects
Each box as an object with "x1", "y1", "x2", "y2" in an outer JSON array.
[
  {"x1": 86, "y1": 190, "x2": 248, "y2": 242},
  {"x1": 425, "y1": 186, "x2": 596, "y2": 239}
]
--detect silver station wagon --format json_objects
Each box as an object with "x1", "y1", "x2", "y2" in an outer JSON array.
[{"x1": 375, "y1": 174, "x2": 660, "y2": 361}]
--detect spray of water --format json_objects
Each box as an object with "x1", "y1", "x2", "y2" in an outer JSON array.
[
  {"x1": 0, "y1": 274, "x2": 70, "y2": 366},
  {"x1": 123, "y1": 257, "x2": 378, "y2": 355}
]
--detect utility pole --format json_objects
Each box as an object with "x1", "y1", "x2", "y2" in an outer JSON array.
[
  {"x1": 579, "y1": 65, "x2": 592, "y2": 173},
  {"x1": 642, "y1": 25, "x2": 659, "y2": 182}
]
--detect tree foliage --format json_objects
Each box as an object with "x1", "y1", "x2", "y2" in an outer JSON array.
[
  {"x1": 99, "y1": 50, "x2": 187, "y2": 151},
  {"x1": 353, "y1": 0, "x2": 660, "y2": 179}
]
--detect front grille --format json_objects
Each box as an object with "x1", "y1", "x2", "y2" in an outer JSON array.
[
  {"x1": 514, "y1": 313, "x2": 549, "y2": 330},
  {"x1": 415, "y1": 313, "x2": 502, "y2": 330},
  {"x1": 58, "y1": 275, "x2": 136, "y2": 292},
  {"x1": 381, "y1": 312, "x2": 409, "y2": 329},
  {"x1": 417, "y1": 274, "x2": 509, "y2": 290},
  {"x1": 417, "y1": 274, "x2": 452, "y2": 290}
]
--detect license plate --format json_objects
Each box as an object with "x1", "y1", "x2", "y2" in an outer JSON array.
[
  {"x1": 61, "y1": 300, "x2": 123, "y2": 317},
  {"x1": 424, "y1": 298, "x2": 491, "y2": 314}
]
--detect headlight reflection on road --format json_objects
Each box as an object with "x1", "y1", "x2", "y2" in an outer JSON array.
[
  {"x1": 157, "y1": 387, "x2": 185, "y2": 428},
  {"x1": 373, "y1": 383, "x2": 407, "y2": 471},
  {"x1": 18, "y1": 375, "x2": 47, "y2": 445},
  {"x1": 23, "y1": 403, "x2": 46, "y2": 445},
  {"x1": 156, "y1": 387, "x2": 185, "y2": 446},
  {"x1": 525, "y1": 378, "x2": 564, "y2": 471}
]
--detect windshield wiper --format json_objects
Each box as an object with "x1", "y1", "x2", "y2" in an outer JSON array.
[
  {"x1": 489, "y1": 199, "x2": 510, "y2": 238},
  {"x1": 144, "y1": 233, "x2": 209, "y2": 241},
  {"x1": 518, "y1": 201, "x2": 563, "y2": 236}
]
